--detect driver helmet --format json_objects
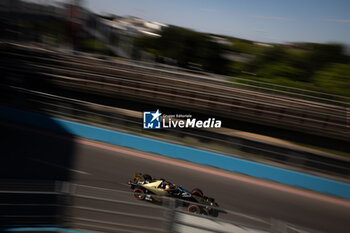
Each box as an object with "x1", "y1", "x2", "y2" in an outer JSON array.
[{"x1": 165, "y1": 184, "x2": 171, "y2": 190}]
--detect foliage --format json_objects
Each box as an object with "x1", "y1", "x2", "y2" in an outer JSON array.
[
  {"x1": 80, "y1": 38, "x2": 111, "y2": 55},
  {"x1": 134, "y1": 26, "x2": 231, "y2": 74},
  {"x1": 312, "y1": 63, "x2": 350, "y2": 97},
  {"x1": 229, "y1": 38, "x2": 266, "y2": 55},
  {"x1": 242, "y1": 43, "x2": 350, "y2": 89}
]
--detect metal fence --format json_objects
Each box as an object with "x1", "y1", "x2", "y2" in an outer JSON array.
[{"x1": 1, "y1": 43, "x2": 349, "y2": 142}]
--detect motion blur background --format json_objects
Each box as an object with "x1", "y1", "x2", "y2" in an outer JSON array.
[{"x1": 0, "y1": 0, "x2": 350, "y2": 233}]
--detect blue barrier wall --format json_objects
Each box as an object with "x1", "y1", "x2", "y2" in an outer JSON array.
[{"x1": 1, "y1": 106, "x2": 350, "y2": 200}]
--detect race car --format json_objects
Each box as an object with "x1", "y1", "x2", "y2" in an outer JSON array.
[{"x1": 128, "y1": 172, "x2": 219, "y2": 216}]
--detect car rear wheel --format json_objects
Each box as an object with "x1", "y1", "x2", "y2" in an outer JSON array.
[
  {"x1": 133, "y1": 188, "x2": 145, "y2": 200},
  {"x1": 188, "y1": 205, "x2": 201, "y2": 214},
  {"x1": 191, "y1": 188, "x2": 203, "y2": 197}
]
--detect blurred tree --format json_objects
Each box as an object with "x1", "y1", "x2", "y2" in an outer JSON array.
[
  {"x1": 229, "y1": 38, "x2": 266, "y2": 55},
  {"x1": 305, "y1": 43, "x2": 346, "y2": 64},
  {"x1": 293, "y1": 43, "x2": 347, "y2": 82},
  {"x1": 244, "y1": 43, "x2": 348, "y2": 83},
  {"x1": 245, "y1": 46, "x2": 286, "y2": 73},
  {"x1": 257, "y1": 63, "x2": 306, "y2": 81},
  {"x1": 135, "y1": 26, "x2": 230, "y2": 74},
  {"x1": 200, "y1": 39, "x2": 231, "y2": 74},
  {"x1": 312, "y1": 63, "x2": 350, "y2": 97}
]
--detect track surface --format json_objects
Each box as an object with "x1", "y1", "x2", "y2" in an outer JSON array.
[{"x1": 1, "y1": 121, "x2": 350, "y2": 233}]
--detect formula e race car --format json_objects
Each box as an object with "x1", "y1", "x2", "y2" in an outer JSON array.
[{"x1": 128, "y1": 172, "x2": 219, "y2": 216}]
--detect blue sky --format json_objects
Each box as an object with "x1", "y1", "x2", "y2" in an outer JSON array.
[{"x1": 83, "y1": 0, "x2": 350, "y2": 44}]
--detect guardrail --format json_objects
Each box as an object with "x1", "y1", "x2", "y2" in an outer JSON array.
[
  {"x1": 2, "y1": 43, "x2": 349, "y2": 109},
  {"x1": 2, "y1": 85, "x2": 350, "y2": 180},
  {"x1": 3, "y1": 43, "x2": 349, "y2": 137},
  {"x1": 0, "y1": 181, "x2": 324, "y2": 233},
  {"x1": 1, "y1": 45, "x2": 349, "y2": 141},
  {"x1": 115, "y1": 57, "x2": 350, "y2": 106}
]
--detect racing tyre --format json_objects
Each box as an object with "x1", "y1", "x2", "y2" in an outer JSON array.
[
  {"x1": 191, "y1": 188, "x2": 203, "y2": 197},
  {"x1": 133, "y1": 188, "x2": 145, "y2": 200},
  {"x1": 188, "y1": 205, "x2": 201, "y2": 214}
]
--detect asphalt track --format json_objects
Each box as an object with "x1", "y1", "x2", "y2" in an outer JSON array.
[{"x1": 1, "y1": 121, "x2": 350, "y2": 233}]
